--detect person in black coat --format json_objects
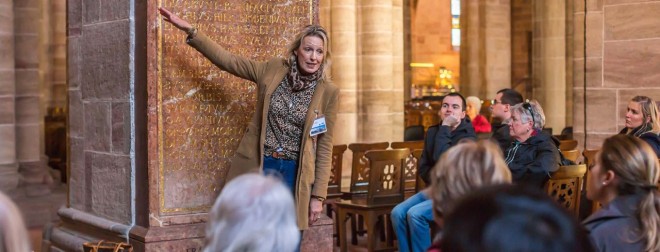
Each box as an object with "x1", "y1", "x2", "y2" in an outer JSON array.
[
  {"x1": 489, "y1": 89, "x2": 523, "y2": 152},
  {"x1": 583, "y1": 135, "x2": 660, "y2": 252},
  {"x1": 391, "y1": 93, "x2": 476, "y2": 252},
  {"x1": 503, "y1": 101, "x2": 559, "y2": 189},
  {"x1": 619, "y1": 95, "x2": 660, "y2": 158}
]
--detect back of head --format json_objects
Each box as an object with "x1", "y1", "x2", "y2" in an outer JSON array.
[
  {"x1": 0, "y1": 191, "x2": 30, "y2": 252},
  {"x1": 631, "y1": 96, "x2": 660, "y2": 133},
  {"x1": 497, "y1": 88, "x2": 523, "y2": 106},
  {"x1": 599, "y1": 134, "x2": 660, "y2": 252},
  {"x1": 430, "y1": 140, "x2": 512, "y2": 218},
  {"x1": 204, "y1": 174, "x2": 300, "y2": 252},
  {"x1": 441, "y1": 184, "x2": 592, "y2": 252}
]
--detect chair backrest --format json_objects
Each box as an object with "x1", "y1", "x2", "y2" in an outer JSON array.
[
  {"x1": 412, "y1": 149, "x2": 426, "y2": 192},
  {"x1": 561, "y1": 149, "x2": 580, "y2": 163},
  {"x1": 544, "y1": 164, "x2": 587, "y2": 216},
  {"x1": 365, "y1": 149, "x2": 410, "y2": 205},
  {"x1": 391, "y1": 141, "x2": 425, "y2": 192},
  {"x1": 348, "y1": 142, "x2": 390, "y2": 194},
  {"x1": 582, "y1": 149, "x2": 601, "y2": 213},
  {"x1": 559, "y1": 140, "x2": 578, "y2": 151},
  {"x1": 405, "y1": 109, "x2": 422, "y2": 128},
  {"x1": 404, "y1": 125, "x2": 425, "y2": 141},
  {"x1": 327, "y1": 144, "x2": 348, "y2": 198}
]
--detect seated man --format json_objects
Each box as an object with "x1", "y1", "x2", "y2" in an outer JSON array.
[
  {"x1": 391, "y1": 92, "x2": 476, "y2": 252},
  {"x1": 489, "y1": 88, "x2": 523, "y2": 151}
]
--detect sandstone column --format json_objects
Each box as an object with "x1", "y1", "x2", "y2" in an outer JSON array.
[
  {"x1": 532, "y1": 0, "x2": 567, "y2": 134},
  {"x1": 0, "y1": 0, "x2": 19, "y2": 192},
  {"x1": 47, "y1": 0, "x2": 68, "y2": 109},
  {"x1": 460, "y1": 0, "x2": 511, "y2": 98},
  {"x1": 359, "y1": 0, "x2": 404, "y2": 142},
  {"x1": 15, "y1": 0, "x2": 53, "y2": 192},
  {"x1": 330, "y1": 0, "x2": 358, "y2": 146}
]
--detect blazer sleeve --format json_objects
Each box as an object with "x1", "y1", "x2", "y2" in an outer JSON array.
[
  {"x1": 186, "y1": 32, "x2": 268, "y2": 83},
  {"x1": 310, "y1": 87, "x2": 340, "y2": 198}
]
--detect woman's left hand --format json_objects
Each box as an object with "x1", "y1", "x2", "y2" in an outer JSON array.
[{"x1": 309, "y1": 198, "x2": 323, "y2": 224}]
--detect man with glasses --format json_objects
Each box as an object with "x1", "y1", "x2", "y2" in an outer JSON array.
[{"x1": 490, "y1": 89, "x2": 523, "y2": 151}]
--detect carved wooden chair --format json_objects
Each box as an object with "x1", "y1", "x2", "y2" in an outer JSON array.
[
  {"x1": 390, "y1": 141, "x2": 424, "y2": 198},
  {"x1": 327, "y1": 145, "x2": 348, "y2": 245},
  {"x1": 582, "y1": 149, "x2": 601, "y2": 214},
  {"x1": 339, "y1": 142, "x2": 390, "y2": 244},
  {"x1": 560, "y1": 149, "x2": 580, "y2": 163},
  {"x1": 335, "y1": 149, "x2": 409, "y2": 252},
  {"x1": 544, "y1": 164, "x2": 587, "y2": 217},
  {"x1": 404, "y1": 109, "x2": 422, "y2": 128},
  {"x1": 559, "y1": 139, "x2": 578, "y2": 151}
]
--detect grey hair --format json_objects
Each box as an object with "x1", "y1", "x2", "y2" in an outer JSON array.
[
  {"x1": 466, "y1": 96, "x2": 482, "y2": 113},
  {"x1": 204, "y1": 174, "x2": 300, "y2": 252},
  {"x1": 511, "y1": 100, "x2": 546, "y2": 129},
  {"x1": 0, "y1": 191, "x2": 31, "y2": 252}
]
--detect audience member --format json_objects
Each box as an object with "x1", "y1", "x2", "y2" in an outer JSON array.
[
  {"x1": 0, "y1": 191, "x2": 31, "y2": 252},
  {"x1": 436, "y1": 184, "x2": 594, "y2": 252},
  {"x1": 619, "y1": 95, "x2": 660, "y2": 158},
  {"x1": 391, "y1": 92, "x2": 476, "y2": 252},
  {"x1": 466, "y1": 96, "x2": 491, "y2": 133},
  {"x1": 503, "y1": 101, "x2": 560, "y2": 188},
  {"x1": 583, "y1": 134, "x2": 660, "y2": 252},
  {"x1": 428, "y1": 140, "x2": 512, "y2": 244},
  {"x1": 489, "y1": 88, "x2": 524, "y2": 151},
  {"x1": 204, "y1": 174, "x2": 300, "y2": 252}
]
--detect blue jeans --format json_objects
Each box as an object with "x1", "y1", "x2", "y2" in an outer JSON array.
[
  {"x1": 263, "y1": 155, "x2": 298, "y2": 195},
  {"x1": 391, "y1": 191, "x2": 433, "y2": 252}
]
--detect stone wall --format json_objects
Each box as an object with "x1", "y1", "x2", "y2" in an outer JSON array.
[{"x1": 573, "y1": 0, "x2": 660, "y2": 149}]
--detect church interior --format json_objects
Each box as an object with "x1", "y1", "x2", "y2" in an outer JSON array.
[{"x1": 1, "y1": 0, "x2": 659, "y2": 251}]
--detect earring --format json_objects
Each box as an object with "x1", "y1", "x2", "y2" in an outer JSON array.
[{"x1": 602, "y1": 182, "x2": 607, "y2": 186}]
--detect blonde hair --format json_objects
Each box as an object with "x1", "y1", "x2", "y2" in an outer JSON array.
[
  {"x1": 430, "y1": 140, "x2": 512, "y2": 219},
  {"x1": 285, "y1": 25, "x2": 332, "y2": 81},
  {"x1": 0, "y1": 191, "x2": 31, "y2": 252},
  {"x1": 629, "y1": 96, "x2": 660, "y2": 134},
  {"x1": 204, "y1": 174, "x2": 300, "y2": 252},
  {"x1": 599, "y1": 134, "x2": 660, "y2": 252},
  {"x1": 466, "y1": 96, "x2": 482, "y2": 114}
]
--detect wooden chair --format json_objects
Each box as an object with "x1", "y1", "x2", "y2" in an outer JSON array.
[
  {"x1": 420, "y1": 109, "x2": 439, "y2": 132},
  {"x1": 327, "y1": 145, "x2": 347, "y2": 245},
  {"x1": 345, "y1": 142, "x2": 391, "y2": 198},
  {"x1": 335, "y1": 149, "x2": 410, "y2": 252},
  {"x1": 544, "y1": 164, "x2": 587, "y2": 217},
  {"x1": 559, "y1": 139, "x2": 578, "y2": 151},
  {"x1": 412, "y1": 150, "x2": 426, "y2": 192},
  {"x1": 560, "y1": 149, "x2": 580, "y2": 163},
  {"x1": 582, "y1": 149, "x2": 601, "y2": 214},
  {"x1": 390, "y1": 141, "x2": 424, "y2": 198}
]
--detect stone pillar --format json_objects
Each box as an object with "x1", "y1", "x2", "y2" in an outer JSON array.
[
  {"x1": 15, "y1": 0, "x2": 53, "y2": 192},
  {"x1": 460, "y1": 0, "x2": 511, "y2": 98},
  {"x1": 358, "y1": 0, "x2": 404, "y2": 142},
  {"x1": 573, "y1": 0, "x2": 660, "y2": 149},
  {"x1": 532, "y1": 0, "x2": 567, "y2": 135},
  {"x1": 330, "y1": 0, "x2": 358, "y2": 146},
  {"x1": 47, "y1": 0, "x2": 68, "y2": 109},
  {"x1": 0, "y1": 0, "x2": 19, "y2": 192}
]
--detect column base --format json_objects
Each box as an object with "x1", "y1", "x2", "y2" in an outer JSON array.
[{"x1": 0, "y1": 163, "x2": 20, "y2": 191}]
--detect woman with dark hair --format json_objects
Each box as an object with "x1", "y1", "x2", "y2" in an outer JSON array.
[
  {"x1": 620, "y1": 95, "x2": 660, "y2": 158},
  {"x1": 436, "y1": 184, "x2": 593, "y2": 252},
  {"x1": 158, "y1": 8, "x2": 338, "y2": 229},
  {"x1": 584, "y1": 134, "x2": 660, "y2": 251}
]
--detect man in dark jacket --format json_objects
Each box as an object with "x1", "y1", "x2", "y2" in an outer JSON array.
[
  {"x1": 391, "y1": 93, "x2": 476, "y2": 252},
  {"x1": 490, "y1": 88, "x2": 523, "y2": 152}
]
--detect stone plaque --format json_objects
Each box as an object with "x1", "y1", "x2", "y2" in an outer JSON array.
[{"x1": 155, "y1": 0, "x2": 317, "y2": 215}]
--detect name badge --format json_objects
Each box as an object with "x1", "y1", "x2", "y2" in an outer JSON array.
[{"x1": 310, "y1": 116, "x2": 327, "y2": 137}]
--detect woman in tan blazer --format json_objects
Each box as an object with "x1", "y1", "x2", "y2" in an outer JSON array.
[{"x1": 159, "y1": 7, "x2": 339, "y2": 230}]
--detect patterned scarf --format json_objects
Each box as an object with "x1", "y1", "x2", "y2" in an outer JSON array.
[{"x1": 288, "y1": 57, "x2": 323, "y2": 92}]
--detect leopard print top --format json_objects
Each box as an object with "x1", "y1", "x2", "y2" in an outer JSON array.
[{"x1": 264, "y1": 77, "x2": 316, "y2": 160}]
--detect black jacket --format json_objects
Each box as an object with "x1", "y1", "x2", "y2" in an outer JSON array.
[
  {"x1": 418, "y1": 118, "x2": 477, "y2": 184},
  {"x1": 491, "y1": 122, "x2": 512, "y2": 152},
  {"x1": 618, "y1": 128, "x2": 660, "y2": 158},
  {"x1": 504, "y1": 130, "x2": 560, "y2": 188},
  {"x1": 583, "y1": 194, "x2": 645, "y2": 252}
]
